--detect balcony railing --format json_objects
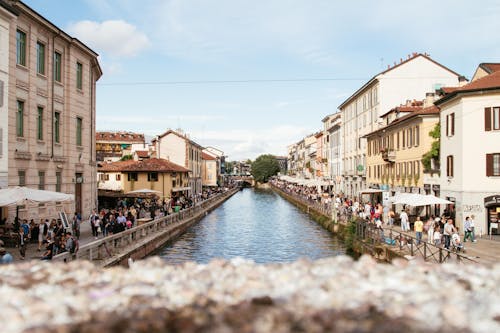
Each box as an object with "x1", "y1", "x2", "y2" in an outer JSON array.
[{"x1": 381, "y1": 150, "x2": 396, "y2": 163}]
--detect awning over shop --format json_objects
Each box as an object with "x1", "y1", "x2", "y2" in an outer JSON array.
[{"x1": 359, "y1": 188, "x2": 383, "y2": 194}]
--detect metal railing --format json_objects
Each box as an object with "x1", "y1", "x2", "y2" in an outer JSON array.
[
  {"x1": 355, "y1": 220, "x2": 478, "y2": 264},
  {"x1": 53, "y1": 188, "x2": 239, "y2": 263}
]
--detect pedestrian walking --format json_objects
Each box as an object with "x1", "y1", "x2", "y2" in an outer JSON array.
[
  {"x1": 414, "y1": 217, "x2": 424, "y2": 245},
  {"x1": 400, "y1": 209, "x2": 409, "y2": 232}
]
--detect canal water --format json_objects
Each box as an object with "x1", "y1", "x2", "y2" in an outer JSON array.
[{"x1": 158, "y1": 188, "x2": 346, "y2": 264}]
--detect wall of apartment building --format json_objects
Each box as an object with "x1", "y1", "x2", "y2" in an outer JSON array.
[
  {"x1": 0, "y1": 8, "x2": 13, "y2": 194},
  {"x1": 6, "y1": 9, "x2": 100, "y2": 221},
  {"x1": 156, "y1": 134, "x2": 186, "y2": 167},
  {"x1": 366, "y1": 116, "x2": 438, "y2": 190},
  {"x1": 439, "y1": 92, "x2": 500, "y2": 234},
  {"x1": 202, "y1": 159, "x2": 218, "y2": 187}
]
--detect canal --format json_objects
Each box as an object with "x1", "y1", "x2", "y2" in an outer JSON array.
[{"x1": 158, "y1": 188, "x2": 346, "y2": 264}]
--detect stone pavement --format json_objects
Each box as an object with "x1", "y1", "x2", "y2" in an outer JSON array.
[{"x1": 387, "y1": 223, "x2": 500, "y2": 265}]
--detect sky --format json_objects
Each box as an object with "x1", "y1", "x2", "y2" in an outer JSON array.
[{"x1": 23, "y1": 0, "x2": 500, "y2": 160}]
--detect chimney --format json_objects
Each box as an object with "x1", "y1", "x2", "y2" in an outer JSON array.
[
  {"x1": 424, "y1": 93, "x2": 436, "y2": 107},
  {"x1": 458, "y1": 75, "x2": 468, "y2": 87}
]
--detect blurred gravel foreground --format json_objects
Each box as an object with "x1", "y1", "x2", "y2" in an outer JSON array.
[{"x1": 0, "y1": 255, "x2": 499, "y2": 333}]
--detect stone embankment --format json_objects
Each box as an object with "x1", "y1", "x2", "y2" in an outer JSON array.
[{"x1": 0, "y1": 255, "x2": 499, "y2": 333}]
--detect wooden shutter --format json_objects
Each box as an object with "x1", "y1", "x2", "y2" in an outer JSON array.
[
  {"x1": 451, "y1": 113, "x2": 455, "y2": 136},
  {"x1": 446, "y1": 115, "x2": 449, "y2": 136},
  {"x1": 485, "y1": 107, "x2": 492, "y2": 131},
  {"x1": 486, "y1": 154, "x2": 493, "y2": 176},
  {"x1": 450, "y1": 156, "x2": 454, "y2": 177}
]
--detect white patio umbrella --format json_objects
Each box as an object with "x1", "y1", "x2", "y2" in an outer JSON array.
[
  {"x1": 392, "y1": 193, "x2": 452, "y2": 206},
  {"x1": 126, "y1": 189, "x2": 162, "y2": 195},
  {"x1": 0, "y1": 186, "x2": 74, "y2": 206}
]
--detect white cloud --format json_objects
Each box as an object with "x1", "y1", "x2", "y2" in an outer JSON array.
[{"x1": 67, "y1": 20, "x2": 150, "y2": 57}]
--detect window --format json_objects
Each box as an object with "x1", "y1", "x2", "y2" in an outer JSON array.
[
  {"x1": 127, "y1": 173, "x2": 138, "y2": 181},
  {"x1": 447, "y1": 155, "x2": 454, "y2": 177},
  {"x1": 486, "y1": 153, "x2": 500, "y2": 176},
  {"x1": 148, "y1": 172, "x2": 158, "y2": 182},
  {"x1": 104, "y1": 174, "x2": 110, "y2": 181},
  {"x1": 55, "y1": 171, "x2": 62, "y2": 192},
  {"x1": 397, "y1": 132, "x2": 400, "y2": 150},
  {"x1": 16, "y1": 30, "x2": 26, "y2": 66},
  {"x1": 36, "y1": 42, "x2": 45, "y2": 75},
  {"x1": 116, "y1": 174, "x2": 121, "y2": 181},
  {"x1": 172, "y1": 179, "x2": 176, "y2": 188},
  {"x1": 76, "y1": 62, "x2": 83, "y2": 90},
  {"x1": 38, "y1": 171, "x2": 45, "y2": 190},
  {"x1": 16, "y1": 100, "x2": 24, "y2": 137},
  {"x1": 54, "y1": 112, "x2": 60, "y2": 143},
  {"x1": 485, "y1": 107, "x2": 500, "y2": 131},
  {"x1": 76, "y1": 117, "x2": 82, "y2": 146},
  {"x1": 54, "y1": 52, "x2": 62, "y2": 82},
  {"x1": 37, "y1": 107, "x2": 43, "y2": 140},
  {"x1": 0, "y1": 128, "x2": 2, "y2": 156},
  {"x1": 446, "y1": 113, "x2": 455, "y2": 136},
  {"x1": 415, "y1": 126, "x2": 419, "y2": 146},
  {"x1": 18, "y1": 170, "x2": 26, "y2": 186},
  {"x1": 402, "y1": 130, "x2": 405, "y2": 148}
]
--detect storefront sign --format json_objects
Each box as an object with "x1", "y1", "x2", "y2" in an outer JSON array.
[
  {"x1": 463, "y1": 204, "x2": 483, "y2": 213},
  {"x1": 484, "y1": 195, "x2": 500, "y2": 207}
]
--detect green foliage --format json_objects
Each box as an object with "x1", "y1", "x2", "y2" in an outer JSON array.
[
  {"x1": 342, "y1": 218, "x2": 358, "y2": 251},
  {"x1": 225, "y1": 161, "x2": 234, "y2": 174},
  {"x1": 120, "y1": 154, "x2": 133, "y2": 161},
  {"x1": 251, "y1": 154, "x2": 281, "y2": 183},
  {"x1": 422, "y1": 123, "x2": 440, "y2": 172}
]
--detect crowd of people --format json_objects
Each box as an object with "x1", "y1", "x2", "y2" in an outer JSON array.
[
  {"x1": 0, "y1": 187, "x2": 231, "y2": 264},
  {"x1": 270, "y1": 177, "x2": 477, "y2": 252}
]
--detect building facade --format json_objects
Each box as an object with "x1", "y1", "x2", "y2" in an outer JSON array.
[
  {"x1": 435, "y1": 66, "x2": 500, "y2": 235},
  {"x1": 364, "y1": 104, "x2": 439, "y2": 195},
  {"x1": 0, "y1": 3, "x2": 15, "y2": 196},
  {"x1": 339, "y1": 53, "x2": 462, "y2": 198},
  {"x1": 154, "y1": 130, "x2": 203, "y2": 195},
  {"x1": 96, "y1": 131, "x2": 145, "y2": 162},
  {"x1": 323, "y1": 113, "x2": 343, "y2": 190},
  {"x1": 4, "y1": 0, "x2": 101, "y2": 221},
  {"x1": 201, "y1": 152, "x2": 218, "y2": 187}
]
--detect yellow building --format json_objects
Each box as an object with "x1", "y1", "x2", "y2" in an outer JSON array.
[
  {"x1": 98, "y1": 158, "x2": 190, "y2": 202},
  {"x1": 365, "y1": 104, "x2": 439, "y2": 194}
]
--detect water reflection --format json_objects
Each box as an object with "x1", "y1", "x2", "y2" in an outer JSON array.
[{"x1": 158, "y1": 188, "x2": 346, "y2": 264}]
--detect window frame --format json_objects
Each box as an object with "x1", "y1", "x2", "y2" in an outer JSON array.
[
  {"x1": 16, "y1": 100, "x2": 24, "y2": 137},
  {"x1": 486, "y1": 153, "x2": 500, "y2": 177},
  {"x1": 76, "y1": 62, "x2": 83, "y2": 90},
  {"x1": 127, "y1": 172, "x2": 138, "y2": 181},
  {"x1": 16, "y1": 29, "x2": 27, "y2": 66},
  {"x1": 37, "y1": 106, "x2": 44, "y2": 141},
  {"x1": 38, "y1": 171, "x2": 45, "y2": 190},
  {"x1": 54, "y1": 111, "x2": 61, "y2": 143},
  {"x1": 18, "y1": 170, "x2": 26, "y2": 186},
  {"x1": 148, "y1": 172, "x2": 159, "y2": 182},
  {"x1": 447, "y1": 155, "x2": 454, "y2": 178},
  {"x1": 54, "y1": 51, "x2": 62, "y2": 82},
  {"x1": 76, "y1": 117, "x2": 83, "y2": 146},
  {"x1": 55, "y1": 171, "x2": 62, "y2": 192},
  {"x1": 36, "y1": 41, "x2": 46, "y2": 75}
]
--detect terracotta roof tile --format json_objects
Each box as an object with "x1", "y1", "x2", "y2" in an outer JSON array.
[
  {"x1": 99, "y1": 158, "x2": 189, "y2": 173},
  {"x1": 364, "y1": 105, "x2": 439, "y2": 138},
  {"x1": 96, "y1": 131, "x2": 145, "y2": 143},
  {"x1": 135, "y1": 150, "x2": 149, "y2": 158},
  {"x1": 436, "y1": 70, "x2": 500, "y2": 105},
  {"x1": 479, "y1": 63, "x2": 500, "y2": 74}
]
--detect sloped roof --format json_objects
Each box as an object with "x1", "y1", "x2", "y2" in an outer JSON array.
[
  {"x1": 96, "y1": 131, "x2": 145, "y2": 143},
  {"x1": 135, "y1": 150, "x2": 149, "y2": 158},
  {"x1": 339, "y1": 53, "x2": 461, "y2": 109},
  {"x1": 202, "y1": 152, "x2": 216, "y2": 160},
  {"x1": 364, "y1": 105, "x2": 439, "y2": 138},
  {"x1": 479, "y1": 63, "x2": 500, "y2": 74},
  {"x1": 435, "y1": 70, "x2": 500, "y2": 105},
  {"x1": 156, "y1": 130, "x2": 203, "y2": 148},
  {"x1": 99, "y1": 158, "x2": 189, "y2": 173},
  {"x1": 98, "y1": 160, "x2": 136, "y2": 172}
]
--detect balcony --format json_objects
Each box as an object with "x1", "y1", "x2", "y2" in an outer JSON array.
[{"x1": 381, "y1": 149, "x2": 396, "y2": 163}]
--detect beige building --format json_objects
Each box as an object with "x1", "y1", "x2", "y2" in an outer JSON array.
[
  {"x1": 202, "y1": 152, "x2": 218, "y2": 187},
  {"x1": 153, "y1": 130, "x2": 203, "y2": 195},
  {"x1": 339, "y1": 53, "x2": 462, "y2": 198},
  {"x1": 98, "y1": 158, "x2": 190, "y2": 204},
  {"x1": 365, "y1": 103, "x2": 439, "y2": 195},
  {"x1": 2, "y1": 0, "x2": 102, "y2": 221}
]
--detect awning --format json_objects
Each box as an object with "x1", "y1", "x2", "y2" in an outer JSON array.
[
  {"x1": 390, "y1": 193, "x2": 452, "y2": 206},
  {"x1": 0, "y1": 186, "x2": 74, "y2": 206},
  {"x1": 172, "y1": 187, "x2": 191, "y2": 192},
  {"x1": 359, "y1": 188, "x2": 383, "y2": 194}
]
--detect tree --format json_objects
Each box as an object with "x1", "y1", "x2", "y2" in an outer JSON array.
[
  {"x1": 120, "y1": 154, "x2": 133, "y2": 161},
  {"x1": 422, "y1": 123, "x2": 440, "y2": 172},
  {"x1": 225, "y1": 161, "x2": 234, "y2": 174},
  {"x1": 251, "y1": 154, "x2": 280, "y2": 183}
]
